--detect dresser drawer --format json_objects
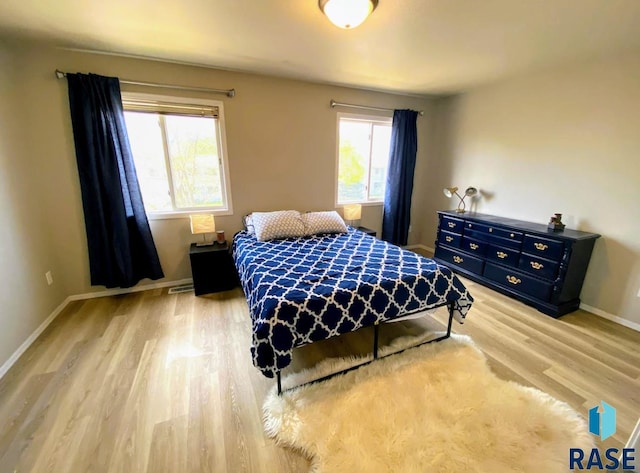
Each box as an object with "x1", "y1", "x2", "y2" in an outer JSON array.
[
  {"x1": 441, "y1": 216, "x2": 464, "y2": 234},
  {"x1": 522, "y1": 235, "x2": 564, "y2": 261},
  {"x1": 464, "y1": 221, "x2": 489, "y2": 236},
  {"x1": 435, "y1": 246, "x2": 484, "y2": 275},
  {"x1": 489, "y1": 226, "x2": 523, "y2": 243},
  {"x1": 486, "y1": 244, "x2": 519, "y2": 267},
  {"x1": 465, "y1": 222, "x2": 522, "y2": 250},
  {"x1": 489, "y1": 234, "x2": 522, "y2": 251},
  {"x1": 484, "y1": 263, "x2": 553, "y2": 301},
  {"x1": 518, "y1": 253, "x2": 559, "y2": 281},
  {"x1": 438, "y1": 230, "x2": 462, "y2": 248},
  {"x1": 461, "y1": 237, "x2": 487, "y2": 256}
]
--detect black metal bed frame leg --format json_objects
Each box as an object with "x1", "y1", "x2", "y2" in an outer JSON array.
[
  {"x1": 446, "y1": 303, "x2": 454, "y2": 338},
  {"x1": 373, "y1": 322, "x2": 379, "y2": 359},
  {"x1": 277, "y1": 371, "x2": 282, "y2": 395}
]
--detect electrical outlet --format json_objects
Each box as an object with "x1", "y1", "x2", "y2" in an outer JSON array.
[
  {"x1": 409, "y1": 225, "x2": 413, "y2": 233},
  {"x1": 637, "y1": 287, "x2": 640, "y2": 298},
  {"x1": 45, "y1": 271, "x2": 53, "y2": 286}
]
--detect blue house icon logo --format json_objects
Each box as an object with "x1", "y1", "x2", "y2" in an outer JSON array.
[
  {"x1": 589, "y1": 401, "x2": 616, "y2": 441},
  {"x1": 570, "y1": 402, "x2": 634, "y2": 470}
]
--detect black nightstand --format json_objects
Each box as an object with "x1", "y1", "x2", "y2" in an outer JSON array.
[
  {"x1": 189, "y1": 242, "x2": 238, "y2": 296},
  {"x1": 357, "y1": 226, "x2": 377, "y2": 238}
]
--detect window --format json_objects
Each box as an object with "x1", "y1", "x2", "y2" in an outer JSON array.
[
  {"x1": 336, "y1": 114, "x2": 392, "y2": 205},
  {"x1": 122, "y1": 93, "x2": 232, "y2": 217}
]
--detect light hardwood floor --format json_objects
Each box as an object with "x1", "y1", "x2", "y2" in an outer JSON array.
[{"x1": 1, "y1": 270, "x2": 639, "y2": 472}]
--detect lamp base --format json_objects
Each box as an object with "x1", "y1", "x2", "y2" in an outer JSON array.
[{"x1": 455, "y1": 209, "x2": 466, "y2": 213}]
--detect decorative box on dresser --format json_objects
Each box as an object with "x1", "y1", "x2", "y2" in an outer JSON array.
[{"x1": 433, "y1": 211, "x2": 600, "y2": 317}]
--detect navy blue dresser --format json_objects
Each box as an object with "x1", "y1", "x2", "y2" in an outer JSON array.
[{"x1": 433, "y1": 211, "x2": 600, "y2": 317}]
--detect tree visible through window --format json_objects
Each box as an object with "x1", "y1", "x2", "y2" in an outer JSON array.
[
  {"x1": 122, "y1": 94, "x2": 231, "y2": 215},
  {"x1": 337, "y1": 116, "x2": 392, "y2": 204}
]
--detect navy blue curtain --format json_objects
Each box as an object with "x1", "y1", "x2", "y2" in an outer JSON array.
[
  {"x1": 382, "y1": 109, "x2": 419, "y2": 246},
  {"x1": 67, "y1": 73, "x2": 164, "y2": 288}
]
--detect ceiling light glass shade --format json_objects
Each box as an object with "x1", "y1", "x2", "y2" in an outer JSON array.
[{"x1": 319, "y1": 0, "x2": 378, "y2": 29}]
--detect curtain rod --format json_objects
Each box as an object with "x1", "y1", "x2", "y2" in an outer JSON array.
[
  {"x1": 55, "y1": 69, "x2": 236, "y2": 98},
  {"x1": 330, "y1": 99, "x2": 424, "y2": 116}
]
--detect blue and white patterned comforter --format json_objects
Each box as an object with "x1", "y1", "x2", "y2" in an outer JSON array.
[{"x1": 233, "y1": 228, "x2": 473, "y2": 378}]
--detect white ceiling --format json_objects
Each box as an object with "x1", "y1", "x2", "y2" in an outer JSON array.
[{"x1": 1, "y1": 0, "x2": 640, "y2": 95}]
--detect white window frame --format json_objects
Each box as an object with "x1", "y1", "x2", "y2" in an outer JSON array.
[
  {"x1": 122, "y1": 91, "x2": 233, "y2": 219},
  {"x1": 334, "y1": 112, "x2": 392, "y2": 207}
]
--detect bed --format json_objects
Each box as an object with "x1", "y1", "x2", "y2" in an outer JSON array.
[{"x1": 233, "y1": 225, "x2": 473, "y2": 387}]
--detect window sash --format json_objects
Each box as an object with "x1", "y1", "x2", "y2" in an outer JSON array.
[
  {"x1": 337, "y1": 115, "x2": 392, "y2": 205},
  {"x1": 122, "y1": 93, "x2": 231, "y2": 215}
]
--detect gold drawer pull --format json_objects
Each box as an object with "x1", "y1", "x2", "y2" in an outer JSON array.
[
  {"x1": 445, "y1": 236, "x2": 453, "y2": 242},
  {"x1": 468, "y1": 223, "x2": 472, "y2": 228},
  {"x1": 489, "y1": 228, "x2": 493, "y2": 233},
  {"x1": 497, "y1": 251, "x2": 508, "y2": 259},
  {"x1": 510, "y1": 233, "x2": 515, "y2": 238},
  {"x1": 506, "y1": 275, "x2": 521, "y2": 285},
  {"x1": 534, "y1": 242, "x2": 548, "y2": 251},
  {"x1": 469, "y1": 243, "x2": 479, "y2": 250},
  {"x1": 453, "y1": 256, "x2": 464, "y2": 264},
  {"x1": 530, "y1": 261, "x2": 544, "y2": 270},
  {"x1": 447, "y1": 222, "x2": 456, "y2": 228}
]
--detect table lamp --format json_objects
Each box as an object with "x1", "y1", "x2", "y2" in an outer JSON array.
[
  {"x1": 343, "y1": 204, "x2": 362, "y2": 227},
  {"x1": 443, "y1": 186, "x2": 478, "y2": 213},
  {"x1": 190, "y1": 214, "x2": 216, "y2": 246}
]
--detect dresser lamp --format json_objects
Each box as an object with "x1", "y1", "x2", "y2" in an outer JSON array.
[
  {"x1": 343, "y1": 203, "x2": 362, "y2": 227},
  {"x1": 443, "y1": 186, "x2": 478, "y2": 213},
  {"x1": 189, "y1": 214, "x2": 216, "y2": 246}
]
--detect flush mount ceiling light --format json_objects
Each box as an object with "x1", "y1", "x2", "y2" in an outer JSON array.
[{"x1": 318, "y1": 0, "x2": 379, "y2": 29}]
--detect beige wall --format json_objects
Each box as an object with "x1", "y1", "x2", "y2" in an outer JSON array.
[
  {"x1": 0, "y1": 41, "x2": 66, "y2": 369},
  {"x1": 432, "y1": 53, "x2": 640, "y2": 324},
  {"x1": 6, "y1": 39, "x2": 636, "y2": 372},
  {"x1": 13, "y1": 43, "x2": 436, "y2": 299}
]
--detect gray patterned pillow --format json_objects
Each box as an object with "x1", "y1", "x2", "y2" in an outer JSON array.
[
  {"x1": 303, "y1": 211, "x2": 348, "y2": 236},
  {"x1": 252, "y1": 210, "x2": 306, "y2": 242}
]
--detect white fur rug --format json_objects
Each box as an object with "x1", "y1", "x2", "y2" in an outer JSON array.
[{"x1": 263, "y1": 335, "x2": 593, "y2": 473}]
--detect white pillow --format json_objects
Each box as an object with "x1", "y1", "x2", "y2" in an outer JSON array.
[
  {"x1": 302, "y1": 211, "x2": 348, "y2": 236},
  {"x1": 243, "y1": 214, "x2": 255, "y2": 234},
  {"x1": 252, "y1": 210, "x2": 306, "y2": 242}
]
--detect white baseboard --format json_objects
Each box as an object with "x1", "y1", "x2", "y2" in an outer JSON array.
[
  {"x1": 580, "y1": 303, "x2": 640, "y2": 333},
  {"x1": 0, "y1": 278, "x2": 194, "y2": 381},
  {"x1": 67, "y1": 278, "x2": 193, "y2": 301},
  {"x1": 0, "y1": 296, "x2": 71, "y2": 379},
  {"x1": 405, "y1": 244, "x2": 435, "y2": 253}
]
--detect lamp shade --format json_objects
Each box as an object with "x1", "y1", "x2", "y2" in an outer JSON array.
[
  {"x1": 189, "y1": 214, "x2": 215, "y2": 235},
  {"x1": 443, "y1": 187, "x2": 458, "y2": 198},
  {"x1": 465, "y1": 187, "x2": 478, "y2": 197},
  {"x1": 319, "y1": 0, "x2": 378, "y2": 29},
  {"x1": 343, "y1": 204, "x2": 362, "y2": 220}
]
